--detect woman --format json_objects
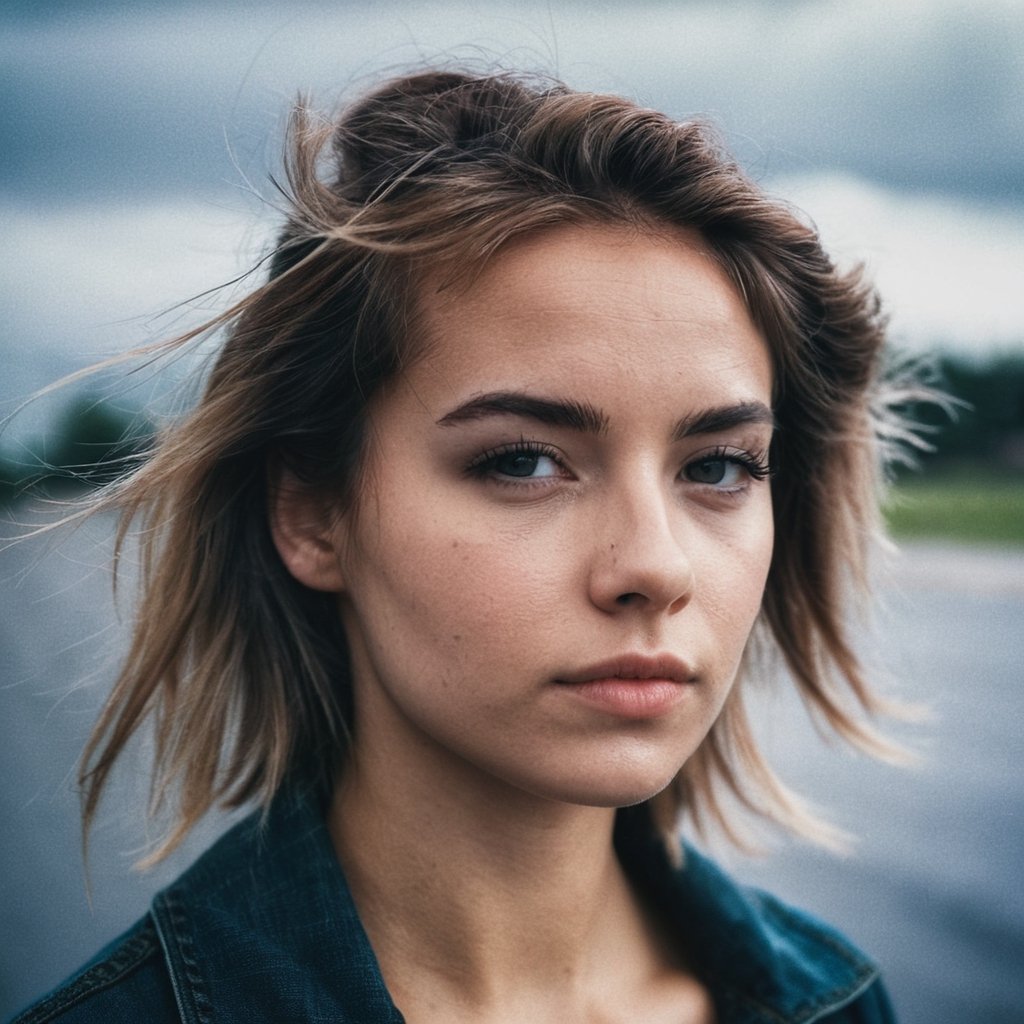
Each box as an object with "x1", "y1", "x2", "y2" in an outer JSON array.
[{"x1": 11, "y1": 69, "x2": 903, "y2": 1023}]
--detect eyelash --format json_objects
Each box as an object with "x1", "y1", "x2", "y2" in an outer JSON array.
[
  {"x1": 466, "y1": 441, "x2": 773, "y2": 487},
  {"x1": 689, "y1": 445, "x2": 773, "y2": 484},
  {"x1": 465, "y1": 440, "x2": 566, "y2": 483}
]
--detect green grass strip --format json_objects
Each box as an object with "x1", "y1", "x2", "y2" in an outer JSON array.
[{"x1": 885, "y1": 475, "x2": 1024, "y2": 546}]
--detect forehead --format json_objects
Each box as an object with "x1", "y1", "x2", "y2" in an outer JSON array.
[{"x1": 408, "y1": 222, "x2": 771, "y2": 413}]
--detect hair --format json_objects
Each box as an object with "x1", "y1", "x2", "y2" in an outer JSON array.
[{"x1": 78, "y1": 68, "x2": 911, "y2": 861}]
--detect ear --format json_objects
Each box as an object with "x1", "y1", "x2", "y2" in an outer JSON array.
[{"x1": 268, "y1": 466, "x2": 347, "y2": 593}]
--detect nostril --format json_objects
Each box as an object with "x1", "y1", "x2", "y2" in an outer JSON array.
[{"x1": 615, "y1": 592, "x2": 643, "y2": 605}]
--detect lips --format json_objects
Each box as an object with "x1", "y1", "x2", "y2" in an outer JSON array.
[
  {"x1": 553, "y1": 654, "x2": 697, "y2": 720},
  {"x1": 555, "y1": 653, "x2": 697, "y2": 687}
]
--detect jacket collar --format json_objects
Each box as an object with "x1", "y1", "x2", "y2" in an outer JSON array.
[
  {"x1": 151, "y1": 786, "x2": 877, "y2": 1024},
  {"x1": 152, "y1": 782, "x2": 403, "y2": 1024},
  {"x1": 614, "y1": 807, "x2": 880, "y2": 1023}
]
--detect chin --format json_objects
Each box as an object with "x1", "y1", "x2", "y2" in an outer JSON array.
[{"x1": 518, "y1": 758, "x2": 685, "y2": 811}]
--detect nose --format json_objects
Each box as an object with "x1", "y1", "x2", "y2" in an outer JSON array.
[{"x1": 586, "y1": 480, "x2": 695, "y2": 616}]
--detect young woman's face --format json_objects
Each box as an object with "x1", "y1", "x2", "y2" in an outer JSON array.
[{"x1": 331, "y1": 222, "x2": 774, "y2": 809}]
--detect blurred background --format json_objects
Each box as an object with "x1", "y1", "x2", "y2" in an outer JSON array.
[{"x1": 2, "y1": 2, "x2": 1022, "y2": 1021}]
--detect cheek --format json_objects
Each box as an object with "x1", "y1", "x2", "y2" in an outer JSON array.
[
  {"x1": 342, "y1": 509, "x2": 569, "y2": 679},
  {"x1": 703, "y1": 502, "x2": 774, "y2": 651}
]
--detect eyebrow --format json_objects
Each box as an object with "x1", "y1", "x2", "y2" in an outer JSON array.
[
  {"x1": 670, "y1": 400, "x2": 775, "y2": 442},
  {"x1": 437, "y1": 392, "x2": 609, "y2": 434},
  {"x1": 437, "y1": 390, "x2": 774, "y2": 439}
]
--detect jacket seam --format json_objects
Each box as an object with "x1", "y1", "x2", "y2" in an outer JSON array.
[
  {"x1": 753, "y1": 894, "x2": 881, "y2": 1021},
  {"x1": 10, "y1": 921, "x2": 160, "y2": 1024},
  {"x1": 730, "y1": 965, "x2": 879, "y2": 1024},
  {"x1": 802, "y1": 971, "x2": 882, "y2": 1024},
  {"x1": 152, "y1": 891, "x2": 213, "y2": 1024}
]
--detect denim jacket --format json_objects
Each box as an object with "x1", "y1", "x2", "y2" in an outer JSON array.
[{"x1": 10, "y1": 785, "x2": 896, "y2": 1024}]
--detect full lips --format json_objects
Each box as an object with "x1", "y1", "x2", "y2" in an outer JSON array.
[{"x1": 556, "y1": 677, "x2": 692, "y2": 719}]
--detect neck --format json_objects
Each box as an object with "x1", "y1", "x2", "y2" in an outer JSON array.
[{"x1": 328, "y1": 734, "x2": 667, "y2": 1018}]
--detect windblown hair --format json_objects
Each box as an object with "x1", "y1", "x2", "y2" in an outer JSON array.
[{"x1": 81, "y1": 68, "x2": 907, "y2": 860}]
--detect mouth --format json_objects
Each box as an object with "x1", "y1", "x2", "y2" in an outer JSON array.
[
  {"x1": 557, "y1": 653, "x2": 697, "y2": 687},
  {"x1": 554, "y1": 654, "x2": 697, "y2": 720}
]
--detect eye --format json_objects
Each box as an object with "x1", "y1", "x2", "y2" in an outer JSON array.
[
  {"x1": 468, "y1": 441, "x2": 567, "y2": 482},
  {"x1": 685, "y1": 458, "x2": 745, "y2": 487},
  {"x1": 683, "y1": 449, "x2": 771, "y2": 489},
  {"x1": 491, "y1": 450, "x2": 560, "y2": 478}
]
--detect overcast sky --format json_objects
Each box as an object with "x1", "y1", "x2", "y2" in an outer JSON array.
[{"x1": 3, "y1": 0, "x2": 1023, "y2": 424}]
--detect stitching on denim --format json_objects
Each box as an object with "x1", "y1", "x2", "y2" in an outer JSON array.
[
  {"x1": 733, "y1": 954, "x2": 876, "y2": 1019},
  {"x1": 723, "y1": 894, "x2": 881, "y2": 1023},
  {"x1": 730, "y1": 964, "x2": 878, "y2": 1023},
  {"x1": 10, "y1": 920, "x2": 159, "y2": 1024},
  {"x1": 800, "y1": 972, "x2": 882, "y2": 1024},
  {"x1": 160, "y1": 891, "x2": 214, "y2": 1024}
]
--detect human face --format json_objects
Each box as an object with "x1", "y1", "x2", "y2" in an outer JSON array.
[{"x1": 333, "y1": 222, "x2": 774, "y2": 809}]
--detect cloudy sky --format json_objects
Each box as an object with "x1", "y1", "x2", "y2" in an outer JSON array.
[{"x1": 3, "y1": 0, "x2": 1023, "y2": 428}]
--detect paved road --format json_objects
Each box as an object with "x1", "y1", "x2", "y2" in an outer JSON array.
[
  {"x1": 2, "y1": 522, "x2": 1022, "y2": 1021},
  {"x1": 735, "y1": 541, "x2": 1024, "y2": 1023}
]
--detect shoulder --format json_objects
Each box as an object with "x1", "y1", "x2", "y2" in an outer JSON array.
[
  {"x1": 735, "y1": 885, "x2": 898, "y2": 1022},
  {"x1": 686, "y1": 856, "x2": 898, "y2": 1023},
  {"x1": 7, "y1": 916, "x2": 180, "y2": 1024},
  {"x1": 615, "y1": 821, "x2": 898, "y2": 1023}
]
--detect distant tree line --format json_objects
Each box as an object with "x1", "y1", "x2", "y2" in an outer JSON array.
[
  {"x1": 2, "y1": 353, "x2": 1022, "y2": 506},
  {"x1": 0, "y1": 394, "x2": 154, "y2": 505},
  {"x1": 898, "y1": 352, "x2": 1024, "y2": 475}
]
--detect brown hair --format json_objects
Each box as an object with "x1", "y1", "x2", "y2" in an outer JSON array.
[{"x1": 80, "y1": 68, "x2": 909, "y2": 860}]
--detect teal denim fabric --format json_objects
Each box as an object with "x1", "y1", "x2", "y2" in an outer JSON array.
[{"x1": 10, "y1": 785, "x2": 896, "y2": 1023}]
